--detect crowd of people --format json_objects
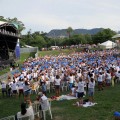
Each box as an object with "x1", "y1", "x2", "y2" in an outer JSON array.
[{"x1": 0, "y1": 49, "x2": 120, "y2": 119}]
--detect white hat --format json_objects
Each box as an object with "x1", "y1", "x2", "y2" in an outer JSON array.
[{"x1": 38, "y1": 92, "x2": 43, "y2": 97}]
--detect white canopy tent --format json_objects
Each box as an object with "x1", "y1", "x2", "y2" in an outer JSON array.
[
  {"x1": 112, "y1": 34, "x2": 120, "y2": 39},
  {"x1": 99, "y1": 40, "x2": 117, "y2": 49}
]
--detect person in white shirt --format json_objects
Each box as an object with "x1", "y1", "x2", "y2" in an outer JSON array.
[
  {"x1": 17, "y1": 100, "x2": 34, "y2": 120},
  {"x1": 38, "y1": 92, "x2": 49, "y2": 110},
  {"x1": 106, "y1": 70, "x2": 111, "y2": 86},
  {"x1": 17, "y1": 79, "x2": 24, "y2": 98},
  {"x1": 11, "y1": 80, "x2": 18, "y2": 96},
  {"x1": 0, "y1": 81, "x2": 7, "y2": 97},
  {"x1": 23, "y1": 81, "x2": 31, "y2": 101},
  {"x1": 69, "y1": 73, "x2": 74, "y2": 90},
  {"x1": 69, "y1": 85, "x2": 77, "y2": 97},
  {"x1": 114, "y1": 70, "x2": 120, "y2": 83},
  {"x1": 50, "y1": 75, "x2": 55, "y2": 83},
  {"x1": 76, "y1": 78, "x2": 85, "y2": 106},
  {"x1": 97, "y1": 72, "x2": 103, "y2": 91},
  {"x1": 54, "y1": 75, "x2": 61, "y2": 97},
  {"x1": 88, "y1": 78, "x2": 95, "y2": 104}
]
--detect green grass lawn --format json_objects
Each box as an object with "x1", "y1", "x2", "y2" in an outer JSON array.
[
  {"x1": 0, "y1": 84, "x2": 120, "y2": 120},
  {"x1": 38, "y1": 49, "x2": 75, "y2": 57},
  {"x1": 0, "y1": 67, "x2": 10, "y2": 76}
]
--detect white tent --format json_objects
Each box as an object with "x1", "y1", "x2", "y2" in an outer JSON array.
[
  {"x1": 24, "y1": 45, "x2": 34, "y2": 48},
  {"x1": 112, "y1": 34, "x2": 120, "y2": 39},
  {"x1": 99, "y1": 40, "x2": 117, "y2": 49}
]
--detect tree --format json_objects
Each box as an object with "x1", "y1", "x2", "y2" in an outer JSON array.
[
  {"x1": 84, "y1": 34, "x2": 92, "y2": 44},
  {"x1": 7, "y1": 17, "x2": 25, "y2": 34},
  {"x1": 0, "y1": 16, "x2": 7, "y2": 21},
  {"x1": 93, "y1": 28, "x2": 116, "y2": 44},
  {"x1": 67, "y1": 27, "x2": 73, "y2": 38},
  {"x1": 21, "y1": 30, "x2": 47, "y2": 50}
]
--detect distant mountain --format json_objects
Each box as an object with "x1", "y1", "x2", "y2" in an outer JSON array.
[{"x1": 47, "y1": 28, "x2": 103, "y2": 38}]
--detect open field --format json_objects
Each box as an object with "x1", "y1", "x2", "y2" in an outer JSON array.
[{"x1": 0, "y1": 84, "x2": 120, "y2": 120}]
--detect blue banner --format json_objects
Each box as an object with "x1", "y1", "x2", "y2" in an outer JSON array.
[{"x1": 15, "y1": 39, "x2": 20, "y2": 59}]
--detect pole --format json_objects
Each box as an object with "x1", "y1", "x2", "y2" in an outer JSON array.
[{"x1": 53, "y1": 31, "x2": 56, "y2": 47}]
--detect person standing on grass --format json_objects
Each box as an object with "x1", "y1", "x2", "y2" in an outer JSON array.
[
  {"x1": 111, "y1": 68, "x2": 115, "y2": 87},
  {"x1": 69, "y1": 73, "x2": 74, "y2": 90},
  {"x1": 11, "y1": 80, "x2": 18, "y2": 97},
  {"x1": 23, "y1": 80, "x2": 31, "y2": 101},
  {"x1": 0, "y1": 81, "x2": 7, "y2": 97},
  {"x1": 77, "y1": 77, "x2": 85, "y2": 106},
  {"x1": 88, "y1": 78, "x2": 95, "y2": 104},
  {"x1": 97, "y1": 72, "x2": 103, "y2": 91},
  {"x1": 17, "y1": 78, "x2": 24, "y2": 98},
  {"x1": 54, "y1": 75, "x2": 61, "y2": 97},
  {"x1": 106, "y1": 70, "x2": 111, "y2": 86},
  {"x1": 41, "y1": 81, "x2": 47, "y2": 96}
]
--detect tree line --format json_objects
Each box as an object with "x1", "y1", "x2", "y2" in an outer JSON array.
[
  {"x1": 21, "y1": 28, "x2": 116, "y2": 50},
  {"x1": 0, "y1": 17, "x2": 116, "y2": 50}
]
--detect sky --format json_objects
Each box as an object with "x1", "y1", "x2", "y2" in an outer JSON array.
[{"x1": 0, "y1": 0, "x2": 120, "y2": 34}]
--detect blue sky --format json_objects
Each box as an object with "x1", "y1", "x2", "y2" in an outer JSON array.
[{"x1": 0, "y1": 0, "x2": 120, "y2": 33}]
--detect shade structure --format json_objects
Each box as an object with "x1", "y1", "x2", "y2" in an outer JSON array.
[
  {"x1": 99, "y1": 40, "x2": 117, "y2": 49},
  {"x1": 112, "y1": 34, "x2": 120, "y2": 39}
]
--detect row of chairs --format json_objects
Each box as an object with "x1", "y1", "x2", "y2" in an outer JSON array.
[
  {"x1": 46, "y1": 81, "x2": 69, "y2": 93},
  {"x1": 0, "y1": 101, "x2": 52, "y2": 120},
  {"x1": 31, "y1": 81, "x2": 69, "y2": 95}
]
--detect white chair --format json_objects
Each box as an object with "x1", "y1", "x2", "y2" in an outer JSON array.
[
  {"x1": 46, "y1": 81, "x2": 51, "y2": 93},
  {"x1": 50, "y1": 83, "x2": 55, "y2": 92},
  {"x1": 32, "y1": 102, "x2": 40, "y2": 117},
  {"x1": 40, "y1": 100, "x2": 52, "y2": 120},
  {"x1": 17, "y1": 115, "x2": 32, "y2": 120},
  {"x1": 0, "y1": 115, "x2": 15, "y2": 120},
  {"x1": 61, "y1": 82, "x2": 68, "y2": 92}
]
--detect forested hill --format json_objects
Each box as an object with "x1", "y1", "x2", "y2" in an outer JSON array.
[{"x1": 47, "y1": 28, "x2": 103, "y2": 38}]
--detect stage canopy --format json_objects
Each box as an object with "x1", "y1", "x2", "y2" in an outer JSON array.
[{"x1": 0, "y1": 21, "x2": 19, "y2": 59}]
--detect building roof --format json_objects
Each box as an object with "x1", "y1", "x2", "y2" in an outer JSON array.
[
  {"x1": 0, "y1": 21, "x2": 7, "y2": 25},
  {"x1": 112, "y1": 34, "x2": 120, "y2": 39}
]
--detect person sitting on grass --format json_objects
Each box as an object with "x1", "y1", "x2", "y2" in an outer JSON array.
[
  {"x1": 68, "y1": 84, "x2": 77, "y2": 97},
  {"x1": 16, "y1": 100, "x2": 34, "y2": 120}
]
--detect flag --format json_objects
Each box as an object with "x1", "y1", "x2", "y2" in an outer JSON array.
[{"x1": 15, "y1": 39, "x2": 20, "y2": 59}]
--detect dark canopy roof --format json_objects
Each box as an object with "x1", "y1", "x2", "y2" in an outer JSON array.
[{"x1": 0, "y1": 21, "x2": 19, "y2": 51}]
